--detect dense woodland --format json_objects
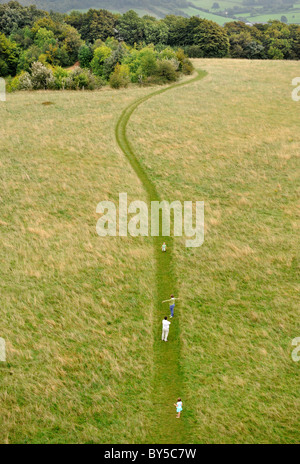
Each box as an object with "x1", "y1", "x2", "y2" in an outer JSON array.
[{"x1": 1, "y1": 1, "x2": 300, "y2": 90}]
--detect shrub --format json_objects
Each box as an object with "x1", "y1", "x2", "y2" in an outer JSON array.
[
  {"x1": 64, "y1": 67, "x2": 102, "y2": 90},
  {"x1": 53, "y1": 66, "x2": 69, "y2": 89},
  {"x1": 155, "y1": 60, "x2": 178, "y2": 83},
  {"x1": 18, "y1": 72, "x2": 33, "y2": 90},
  {"x1": 109, "y1": 63, "x2": 130, "y2": 89},
  {"x1": 182, "y1": 58, "x2": 194, "y2": 75},
  {"x1": 30, "y1": 62, "x2": 55, "y2": 89},
  {"x1": 159, "y1": 47, "x2": 177, "y2": 61},
  {"x1": 7, "y1": 71, "x2": 33, "y2": 92},
  {"x1": 102, "y1": 43, "x2": 128, "y2": 80},
  {"x1": 91, "y1": 45, "x2": 112, "y2": 77},
  {"x1": 268, "y1": 46, "x2": 284, "y2": 60},
  {"x1": 184, "y1": 45, "x2": 204, "y2": 58},
  {"x1": 78, "y1": 44, "x2": 93, "y2": 68}
]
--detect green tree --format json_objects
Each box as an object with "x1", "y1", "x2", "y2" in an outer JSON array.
[
  {"x1": 143, "y1": 16, "x2": 169, "y2": 45},
  {"x1": 193, "y1": 19, "x2": 229, "y2": 57},
  {"x1": 289, "y1": 24, "x2": 300, "y2": 59},
  {"x1": 102, "y1": 43, "x2": 127, "y2": 79},
  {"x1": 164, "y1": 15, "x2": 189, "y2": 47},
  {"x1": 34, "y1": 27, "x2": 56, "y2": 49},
  {"x1": 117, "y1": 10, "x2": 144, "y2": 46},
  {"x1": 78, "y1": 44, "x2": 93, "y2": 68},
  {"x1": 109, "y1": 62, "x2": 130, "y2": 89},
  {"x1": 0, "y1": 32, "x2": 19, "y2": 76},
  {"x1": 124, "y1": 46, "x2": 158, "y2": 83},
  {"x1": 91, "y1": 44, "x2": 112, "y2": 77},
  {"x1": 59, "y1": 24, "x2": 83, "y2": 65},
  {"x1": 78, "y1": 9, "x2": 116, "y2": 43},
  {"x1": 0, "y1": 1, "x2": 46, "y2": 37},
  {"x1": 17, "y1": 44, "x2": 40, "y2": 72},
  {"x1": 268, "y1": 45, "x2": 284, "y2": 59}
]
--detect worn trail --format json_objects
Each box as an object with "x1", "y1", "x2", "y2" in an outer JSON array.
[{"x1": 115, "y1": 70, "x2": 207, "y2": 443}]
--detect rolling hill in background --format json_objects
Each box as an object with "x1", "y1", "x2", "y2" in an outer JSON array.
[{"x1": 1, "y1": 0, "x2": 300, "y2": 24}]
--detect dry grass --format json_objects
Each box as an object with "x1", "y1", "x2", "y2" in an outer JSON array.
[
  {"x1": 0, "y1": 87, "x2": 157, "y2": 444},
  {"x1": 1, "y1": 60, "x2": 299, "y2": 444},
  {"x1": 127, "y1": 59, "x2": 300, "y2": 443}
]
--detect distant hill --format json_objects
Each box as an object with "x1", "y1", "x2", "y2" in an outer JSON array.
[{"x1": 1, "y1": 0, "x2": 300, "y2": 24}]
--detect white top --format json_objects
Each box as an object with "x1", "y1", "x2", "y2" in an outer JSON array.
[{"x1": 162, "y1": 320, "x2": 171, "y2": 329}]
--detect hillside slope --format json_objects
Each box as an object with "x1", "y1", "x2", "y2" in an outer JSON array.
[{"x1": 2, "y1": 0, "x2": 300, "y2": 24}]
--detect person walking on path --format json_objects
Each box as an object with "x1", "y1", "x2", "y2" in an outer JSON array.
[
  {"x1": 162, "y1": 295, "x2": 180, "y2": 318},
  {"x1": 162, "y1": 317, "x2": 171, "y2": 342},
  {"x1": 174, "y1": 398, "x2": 183, "y2": 418}
]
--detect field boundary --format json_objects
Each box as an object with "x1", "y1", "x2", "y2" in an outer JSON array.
[{"x1": 115, "y1": 69, "x2": 207, "y2": 443}]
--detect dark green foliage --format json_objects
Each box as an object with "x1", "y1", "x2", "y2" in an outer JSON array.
[
  {"x1": 193, "y1": 19, "x2": 229, "y2": 58},
  {"x1": 0, "y1": 1, "x2": 45, "y2": 36},
  {"x1": 117, "y1": 10, "x2": 144, "y2": 46},
  {"x1": 102, "y1": 43, "x2": 127, "y2": 79},
  {"x1": 78, "y1": 43, "x2": 93, "y2": 68},
  {"x1": 155, "y1": 59, "x2": 178, "y2": 83},
  {"x1": 68, "y1": 9, "x2": 116, "y2": 43},
  {"x1": 184, "y1": 45, "x2": 204, "y2": 58},
  {"x1": 164, "y1": 15, "x2": 189, "y2": 47},
  {"x1": 17, "y1": 44, "x2": 40, "y2": 72}
]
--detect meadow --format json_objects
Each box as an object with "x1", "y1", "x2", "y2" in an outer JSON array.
[
  {"x1": 127, "y1": 59, "x2": 300, "y2": 443},
  {"x1": 0, "y1": 58, "x2": 299, "y2": 444},
  {"x1": 67, "y1": 0, "x2": 300, "y2": 24},
  {"x1": 0, "y1": 87, "x2": 158, "y2": 443}
]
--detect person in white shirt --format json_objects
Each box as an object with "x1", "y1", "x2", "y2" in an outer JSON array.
[{"x1": 162, "y1": 317, "x2": 171, "y2": 342}]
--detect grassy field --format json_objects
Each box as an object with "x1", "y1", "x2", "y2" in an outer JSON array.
[
  {"x1": 0, "y1": 59, "x2": 299, "y2": 444},
  {"x1": 66, "y1": 0, "x2": 300, "y2": 24},
  {"x1": 127, "y1": 59, "x2": 300, "y2": 443},
  {"x1": 0, "y1": 87, "x2": 158, "y2": 443},
  {"x1": 247, "y1": 12, "x2": 300, "y2": 24}
]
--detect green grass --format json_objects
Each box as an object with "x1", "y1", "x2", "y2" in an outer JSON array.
[
  {"x1": 182, "y1": 7, "x2": 234, "y2": 24},
  {"x1": 246, "y1": 12, "x2": 300, "y2": 24},
  {"x1": 115, "y1": 70, "x2": 207, "y2": 443},
  {"x1": 66, "y1": 1, "x2": 300, "y2": 24}
]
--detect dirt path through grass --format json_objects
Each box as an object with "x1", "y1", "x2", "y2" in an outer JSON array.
[{"x1": 115, "y1": 70, "x2": 207, "y2": 444}]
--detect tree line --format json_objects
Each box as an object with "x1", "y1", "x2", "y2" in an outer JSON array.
[{"x1": 1, "y1": 1, "x2": 300, "y2": 89}]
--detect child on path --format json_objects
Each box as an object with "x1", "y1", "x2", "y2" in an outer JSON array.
[
  {"x1": 174, "y1": 398, "x2": 183, "y2": 418},
  {"x1": 162, "y1": 295, "x2": 180, "y2": 318},
  {"x1": 162, "y1": 316, "x2": 171, "y2": 342},
  {"x1": 162, "y1": 242, "x2": 167, "y2": 252}
]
